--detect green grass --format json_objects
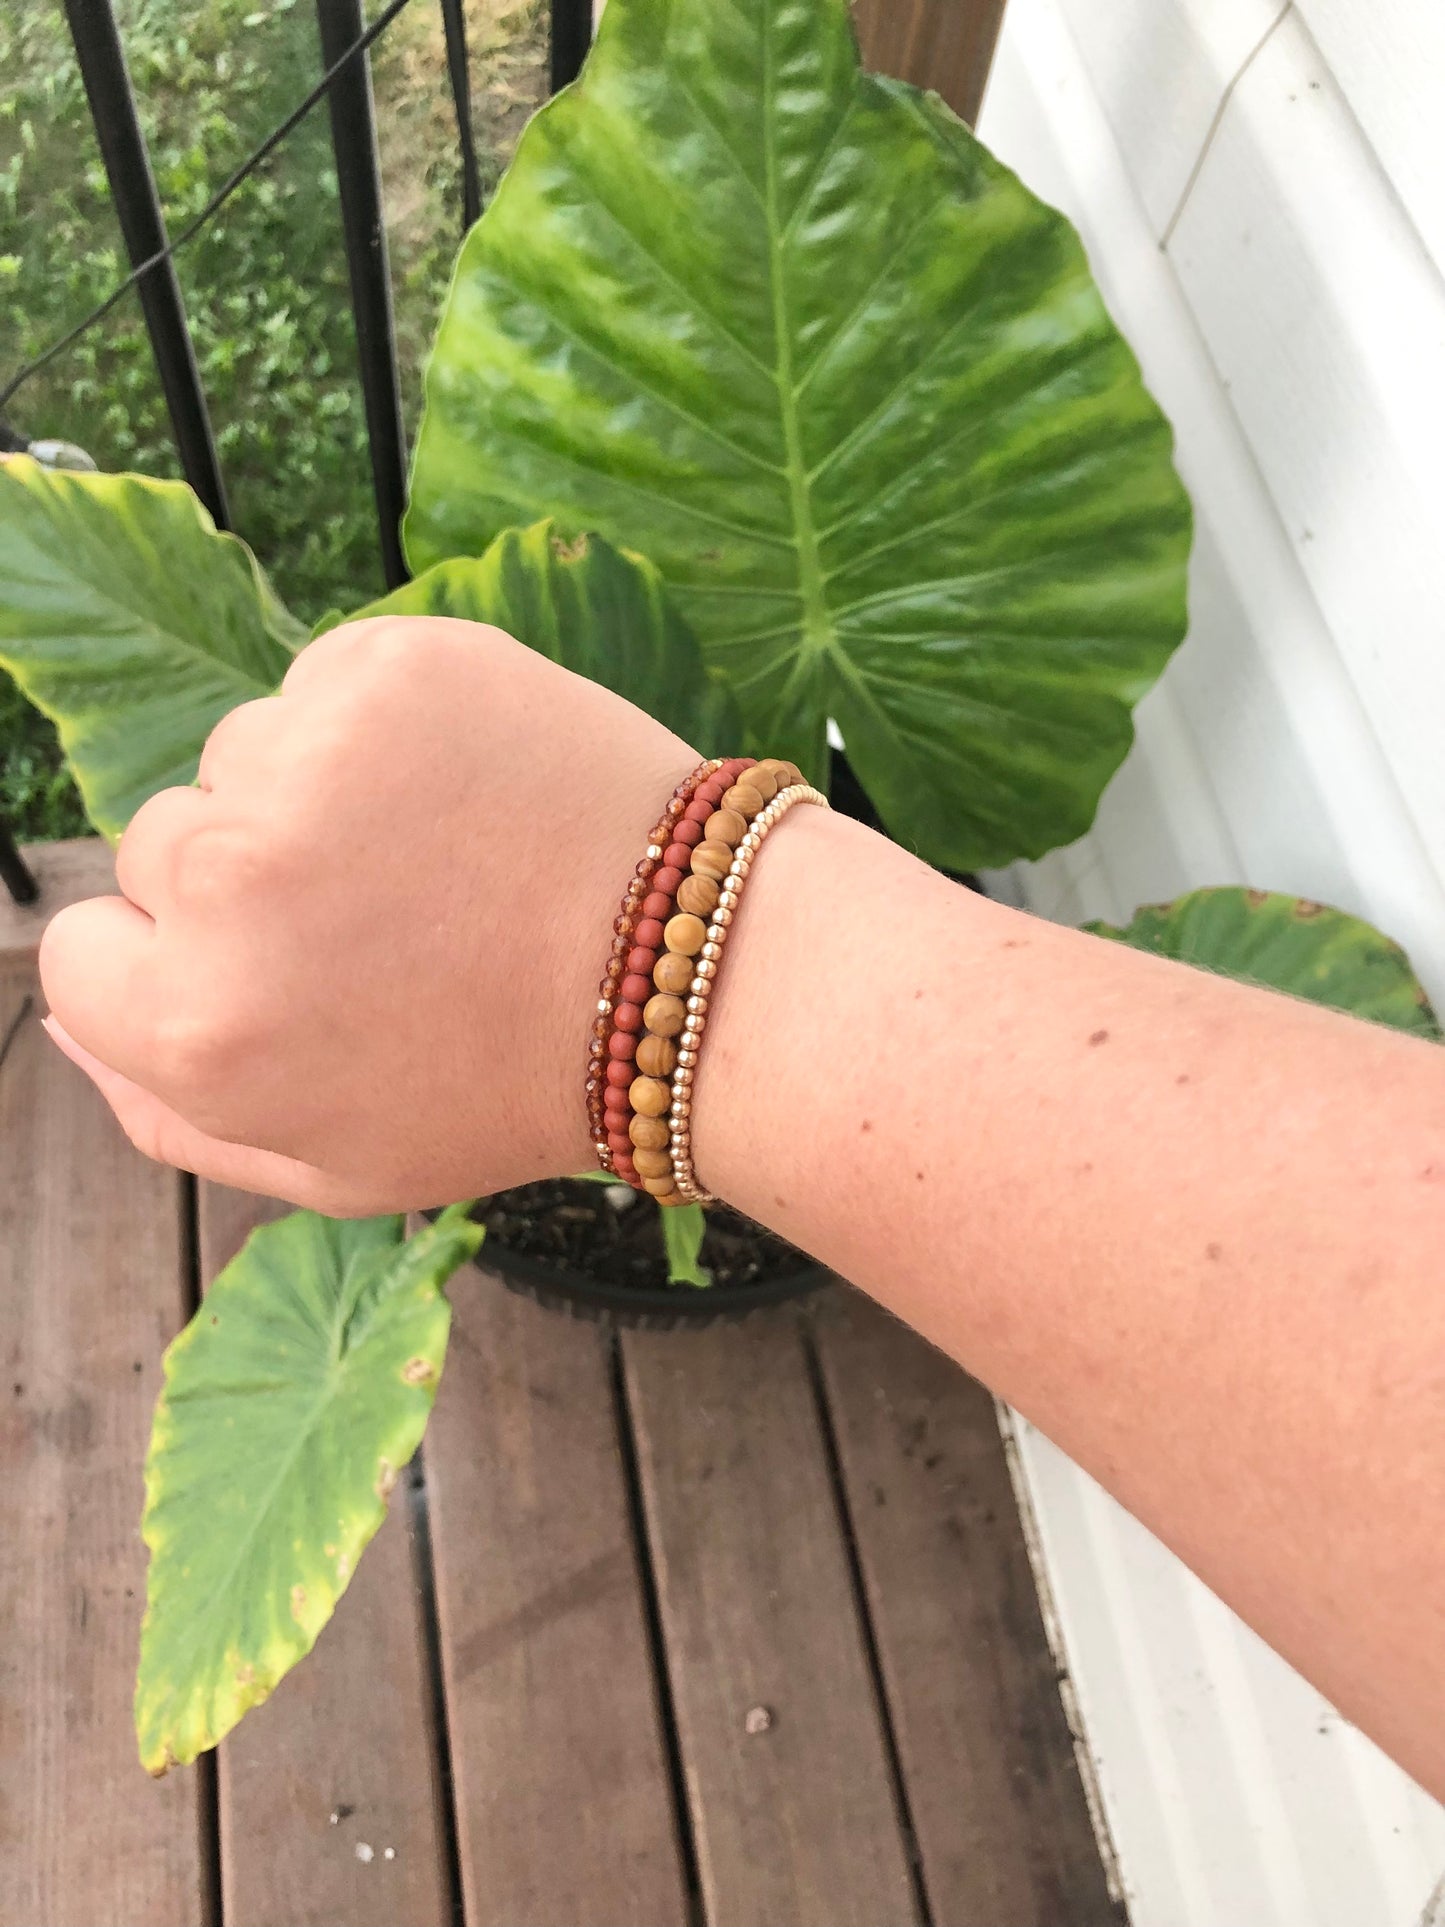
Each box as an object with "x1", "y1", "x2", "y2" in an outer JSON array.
[{"x1": 0, "y1": 0, "x2": 545, "y2": 841}]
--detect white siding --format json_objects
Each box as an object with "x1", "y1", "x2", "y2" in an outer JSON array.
[{"x1": 977, "y1": 0, "x2": 1445, "y2": 1919}]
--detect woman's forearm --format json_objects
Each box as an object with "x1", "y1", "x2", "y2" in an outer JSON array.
[
  {"x1": 40, "y1": 624, "x2": 1444, "y2": 1795},
  {"x1": 695, "y1": 804, "x2": 1445, "y2": 1796}
]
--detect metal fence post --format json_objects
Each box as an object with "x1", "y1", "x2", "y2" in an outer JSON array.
[
  {"x1": 439, "y1": 0, "x2": 482, "y2": 233},
  {"x1": 550, "y1": 0, "x2": 593, "y2": 92},
  {"x1": 314, "y1": 0, "x2": 410, "y2": 591},
  {"x1": 61, "y1": 0, "x2": 231, "y2": 528},
  {"x1": 0, "y1": 816, "x2": 39, "y2": 907}
]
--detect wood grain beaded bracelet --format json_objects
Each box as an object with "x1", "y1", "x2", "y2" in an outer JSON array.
[{"x1": 589, "y1": 756, "x2": 829, "y2": 1206}]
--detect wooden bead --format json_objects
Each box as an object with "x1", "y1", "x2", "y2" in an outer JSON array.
[
  {"x1": 644, "y1": 992, "x2": 686, "y2": 1037},
  {"x1": 722, "y1": 782, "x2": 765, "y2": 818},
  {"x1": 629, "y1": 1113, "x2": 670, "y2": 1150},
  {"x1": 677, "y1": 873, "x2": 720, "y2": 917},
  {"x1": 651, "y1": 951, "x2": 693, "y2": 996},
  {"x1": 630, "y1": 1075, "x2": 671, "y2": 1117},
  {"x1": 643, "y1": 1175, "x2": 680, "y2": 1198},
  {"x1": 664, "y1": 912, "x2": 708, "y2": 955},
  {"x1": 741, "y1": 766, "x2": 778, "y2": 803},
  {"x1": 633, "y1": 1146, "x2": 674, "y2": 1180},
  {"x1": 635, "y1": 1033, "x2": 678, "y2": 1077},
  {"x1": 690, "y1": 840, "x2": 734, "y2": 882},
  {"x1": 704, "y1": 808, "x2": 748, "y2": 847},
  {"x1": 774, "y1": 760, "x2": 805, "y2": 790}
]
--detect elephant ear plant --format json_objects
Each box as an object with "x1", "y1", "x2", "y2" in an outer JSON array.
[{"x1": 0, "y1": 0, "x2": 1433, "y2": 1771}]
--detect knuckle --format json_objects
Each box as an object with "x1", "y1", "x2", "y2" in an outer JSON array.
[{"x1": 169, "y1": 819, "x2": 289, "y2": 909}]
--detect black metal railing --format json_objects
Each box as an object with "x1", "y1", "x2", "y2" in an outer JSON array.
[{"x1": 0, "y1": 0, "x2": 594, "y2": 904}]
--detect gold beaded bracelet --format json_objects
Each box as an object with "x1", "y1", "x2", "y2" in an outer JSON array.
[{"x1": 669, "y1": 776, "x2": 829, "y2": 1203}]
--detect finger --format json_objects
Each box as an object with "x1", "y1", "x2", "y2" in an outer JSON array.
[
  {"x1": 114, "y1": 784, "x2": 208, "y2": 916},
  {"x1": 39, "y1": 893, "x2": 165, "y2": 1087},
  {"x1": 42, "y1": 1018, "x2": 370, "y2": 1216},
  {"x1": 196, "y1": 694, "x2": 288, "y2": 792}
]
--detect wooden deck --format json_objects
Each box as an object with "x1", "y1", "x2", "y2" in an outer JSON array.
[{"x1": 1, "y1": 843, "x2": 1119, "y2": 1927}]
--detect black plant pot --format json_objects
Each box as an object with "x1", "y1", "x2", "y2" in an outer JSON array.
[
  {"x1": 478, "y1": 752, "x2": 973, "y2": 1328},
  {"x1": 479, "y1": 1231, "x2": 832, "y2": 1331}
]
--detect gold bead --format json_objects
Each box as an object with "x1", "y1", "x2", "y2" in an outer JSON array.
[
  {"x1": 685, "y1": 993, "x2": 708, "y2": 1015},
  {"x1": 696, "y1": 958, "x2": 717, "y2": 980},
  {"x1": 713, "y1": 905, "x2": 734, "y2": 928},
  {"x1": 646, "y1": 844, "x2": 663, "y2": 860},
  {"x1": 677, "y1": 1048, "x2": 697, "y2": 1067},
  {"x1": 644, "y1": 992, "x2": 686, "y2": 1037},
  {"x1": 664, "y1": 912, "x2": 708, "y2": 956},
  {"x1": 701, "y1": 940, "x2": 722, "y2": 962}
]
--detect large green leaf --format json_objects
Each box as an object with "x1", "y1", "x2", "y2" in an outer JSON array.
[
  {"x1": 135, "y1": 1205, "x2": 483, "y2": 1775},
  {"x1": 405, "y1": 0, "x2": 1192, "y2": 870},
  {"x1": 0, "y1": 458, "x2": 303, "y2": 840},
  {"x1": 1090, "y1": 888, "x2": 1441, "y2": 1040},
  {"x1": 339, "y1": 519, "x2": 741, "y2": 754}
]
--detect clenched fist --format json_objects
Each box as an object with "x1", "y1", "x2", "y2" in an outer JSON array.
[{"x1": 40, "y1": 617, "x2": 699, "y2": 1214}]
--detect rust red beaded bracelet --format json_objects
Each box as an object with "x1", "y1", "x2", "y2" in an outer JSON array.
[{"x1": 589, "y1": 755, "x2": 829, "y2": 1205}]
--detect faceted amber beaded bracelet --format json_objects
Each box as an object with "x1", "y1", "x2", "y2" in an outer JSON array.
[{"x1": 590, "y1": 755, "x2": 829, "y2": 1206}]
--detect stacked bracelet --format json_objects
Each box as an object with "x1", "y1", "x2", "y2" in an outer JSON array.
[{"x1": 590, "y1": 754, "x2": 829, "y2": 1205}]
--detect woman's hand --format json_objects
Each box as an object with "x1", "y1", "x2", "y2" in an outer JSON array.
[{"x1": 39, "y1": 615, "x2": 699, "y2": 1214}]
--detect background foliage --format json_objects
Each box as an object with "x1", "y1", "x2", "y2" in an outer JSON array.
[{"x1": 0, "y1": 0, "x2": 546, "y2": 837}]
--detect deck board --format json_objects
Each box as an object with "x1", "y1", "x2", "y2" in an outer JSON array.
[
  {"x1": 0, "y1": 965, "x2": 209, "y2": 1927},
  {"x1": 200, "y1": 1187, "x2": 454, "y2": 1927},
  {"x1": 812, "y1": 1290, "x2": 1121, "y2": 1926},
  {"x1": 622, "y1": 1303, "x2": 920, "y2": 1927},
  {"x1": 423, "y1": 1268, "x2": 689, "y2": 1927}
]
